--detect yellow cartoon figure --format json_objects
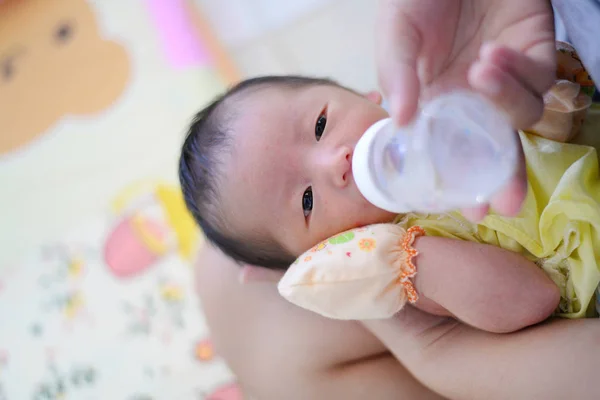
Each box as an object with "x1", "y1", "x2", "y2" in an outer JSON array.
[
  {"x1": 0, "y1": 0, "x2": 130, "y2": 154},
  {"x1": 104, "y1": 181, "x2": 201, "y2": 278}
]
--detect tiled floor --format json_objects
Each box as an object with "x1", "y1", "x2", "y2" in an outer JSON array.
[{"x1": 197, "y1": 0, "x2": 379, "y2": 92}]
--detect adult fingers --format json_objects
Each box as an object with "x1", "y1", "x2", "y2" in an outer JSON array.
[
  {"x1": 460, "y1": 132, "x2": 527, "y2": 220},
  {"x1": 469, "y1": 43, "x2": 556, "y2": 129},
  {"x1": 469, "y1": 60, "x2": 545, "y2": 129},
  {"x1": 461, "y1": 204, "x2": 491, "y2": 223},
  {"x1": 482, "y1": 43, "x2": 555, "y2": 97},
  {"x1": 376, "y1": 0, "x2": 423, "y2": 125},
  {"x1": 489, "y1": 137, "x2": 528, "y2": 217}
]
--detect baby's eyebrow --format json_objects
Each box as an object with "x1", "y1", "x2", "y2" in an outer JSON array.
[
  {"x1": 291, "y1": 90, "x2": 318, "y2": 139},
  {"x1": 1, "y1": 45, "x2": 27, "y2": 61},
  {"x1": 290, "y1": 99, "x2": 308, "y2": 141}
]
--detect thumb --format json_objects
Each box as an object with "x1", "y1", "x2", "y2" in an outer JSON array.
[{"x1": 377, "y1": 0, "x2": 423, "y2": 125}]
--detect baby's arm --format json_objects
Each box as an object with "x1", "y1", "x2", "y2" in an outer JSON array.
[
  {"x1": 412, "y1": 236, "x2": 560, "y2": 333},
  {"x1": 280, "y1": 226, "x2": 559, "y2": 331}
]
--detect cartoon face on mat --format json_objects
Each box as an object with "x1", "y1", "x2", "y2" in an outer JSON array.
[{"x1": 0, "y1": 0, "x2": 130, "y2": 155}]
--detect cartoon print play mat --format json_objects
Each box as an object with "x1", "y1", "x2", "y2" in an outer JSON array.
[{"x1": 0, "y1": 0, "x2": 241, "y2": 398}]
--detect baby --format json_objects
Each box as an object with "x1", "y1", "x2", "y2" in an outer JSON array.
[{"x1": 180, "y1": 67, "x2": 598, "y2": 332}]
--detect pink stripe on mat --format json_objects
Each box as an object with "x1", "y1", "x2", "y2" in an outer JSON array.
[{"x1": 145, "y1": 0, "x2": 211, "y2": 68}]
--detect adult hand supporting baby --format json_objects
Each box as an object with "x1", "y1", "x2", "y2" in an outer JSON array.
[
  {"x1": 376, "y1": 0, "x2": 556, "y2": 220},
  {"x1": 363, "y1": 304, "x2": 600, "y2": 399}
]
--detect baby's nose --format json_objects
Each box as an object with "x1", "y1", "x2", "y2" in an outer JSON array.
[{"x1": 323, "y1": 146, "x2": 352, "y2": 188}]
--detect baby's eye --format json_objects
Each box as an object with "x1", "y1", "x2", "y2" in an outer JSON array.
[
  {"x1": 315, "y1": 110, "x2": 327, "y2": 141},
  {"x1": 1, "y1": 57, "x2": 14, "y2": 81},
  {"x1": 302, "y1": 187, "x2": 313, "y2": 218},
  {"x1": 55, "y1": 22, "x2": 74, "y2": 43}
]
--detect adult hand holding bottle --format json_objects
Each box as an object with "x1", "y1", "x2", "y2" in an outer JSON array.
[{"x1": 376, "y1": 0, "x2": 556, "y2": 220}]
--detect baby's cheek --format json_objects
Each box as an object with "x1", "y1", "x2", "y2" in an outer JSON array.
[
  {"x1": 351, "y1": 203, "x2": 370, "y2": 223},
  {"x1": 360, "y1": 201, "x2": 396, "y2": 225},
  {"x1": 340, "y1": 201, "x2": 372, "y2": 228}
]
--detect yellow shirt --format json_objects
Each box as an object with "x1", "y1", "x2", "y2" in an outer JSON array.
[{"x1": 396, "y1": 108, "x2": 600, "y2": 318}]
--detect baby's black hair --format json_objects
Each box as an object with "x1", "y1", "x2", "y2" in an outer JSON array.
[{"x1": 179, "y1": 75, "x2": 340, "y2": 270}]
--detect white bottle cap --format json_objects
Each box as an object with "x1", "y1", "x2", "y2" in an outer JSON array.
[
  {"x1": 354, "y1": 91, "x2": 517, "y2": 214},
  {"x1": 352, "y1": 118, "x2": 410, "y2": 214}
]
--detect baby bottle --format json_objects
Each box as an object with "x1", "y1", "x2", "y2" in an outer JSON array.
[{"x1": 353, "y1": 91, "x2": 518, "y2": 213}]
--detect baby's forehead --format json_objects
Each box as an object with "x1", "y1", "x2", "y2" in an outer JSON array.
[
  {"x1": 230, "y1": 81, "x2": 346, "y2": 108},
  {"x1": 218, "y1": 85, "x2": 310, "y2": 238},
  {"x1": 225, "y1": 87, "x2": 301, "y2": 132},
  {"x1": 226, "y1": 83, "x2": 345, "y2": 131},
  {"x1": 230, "y1": 83, "x2": 308, "y2": 108}
]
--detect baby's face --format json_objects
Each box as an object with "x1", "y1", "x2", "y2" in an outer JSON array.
[{"x1": 220, "y1": 84, "x2": 396, "y2": 257}]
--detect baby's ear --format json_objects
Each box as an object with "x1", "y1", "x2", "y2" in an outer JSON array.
[
  {"x1": 364, "y1": 90, "x2": 383, "y2": 105},
  {"x1": 238, "y1": 264, "x2": 285, "y2": 284}
]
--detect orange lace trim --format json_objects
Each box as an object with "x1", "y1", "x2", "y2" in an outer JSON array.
[{"x1": 399, "y1": 226, "x2": 425, "y2": 304}]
